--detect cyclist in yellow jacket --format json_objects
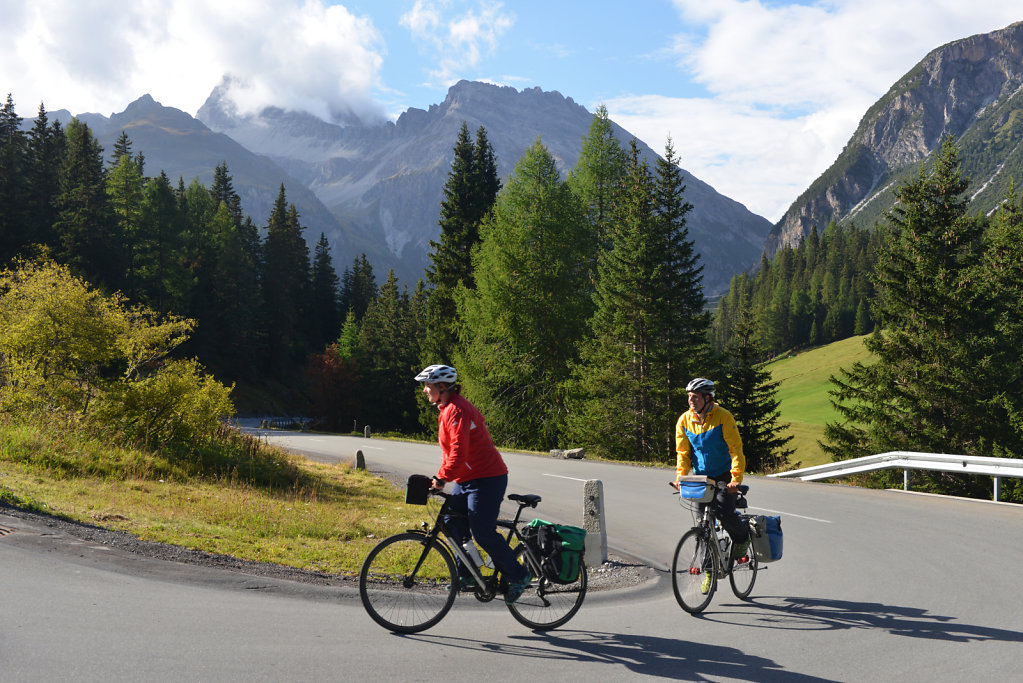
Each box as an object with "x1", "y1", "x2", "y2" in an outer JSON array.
[{"x1": 671, "y1": 378, "x2": 750, "y2": 560}]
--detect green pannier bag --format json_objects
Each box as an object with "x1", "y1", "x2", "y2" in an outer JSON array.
[{"x1": 525, "y1": 519, "x2": 586, "y2": 584}]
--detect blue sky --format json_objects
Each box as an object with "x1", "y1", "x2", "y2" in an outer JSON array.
[{"x1": 3, "y1": 1, "x2": 1021, "y2": 221}]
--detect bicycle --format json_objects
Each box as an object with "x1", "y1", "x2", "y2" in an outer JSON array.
[
  {"x1": 359, "y1": 482, "x2": 587, "y2": 633},
  {"x1": 669, "y1": 476, "x2": 760, "y2": 614}
]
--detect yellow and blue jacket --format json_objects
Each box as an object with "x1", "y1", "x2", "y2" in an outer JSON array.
[{"x1": 675, "y1": 404, "x2": 745, "y2": 483}]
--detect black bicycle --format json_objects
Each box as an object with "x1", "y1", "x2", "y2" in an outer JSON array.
[
  {"x1": 670, "y1": 476, "x2": 759, "y2": 614},
  {"x1": 359, "y1": 484, "x2": 587, "y2": 633}
]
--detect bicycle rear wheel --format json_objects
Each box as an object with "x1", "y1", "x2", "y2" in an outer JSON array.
[
  {"x1": 359, "y1": 532, "x2": 458, "y2": 633},
  {"x1": 671, "y1": 528, "x2": 716, "y2": 614},
  {"x1": 728, "y1": 541, "x2": 758, "y2": 599},
  {"x1": 505, "y1": 545, "x2": 587, "y2": 630}
]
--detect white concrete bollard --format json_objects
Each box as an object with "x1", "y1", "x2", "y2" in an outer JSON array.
[{"x1": 583, "y1": 479, "x2": 608, "y2": 566}]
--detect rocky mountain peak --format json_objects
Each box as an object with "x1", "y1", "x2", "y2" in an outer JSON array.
[{"x1": 765, "y1": 21, "x2": 1023, "y2": 257}]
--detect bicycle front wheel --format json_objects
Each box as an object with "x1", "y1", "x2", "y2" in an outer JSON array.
[
  {"x1": 359, "y1": 532, "x2": 458, "y2": 634},
  {"x1": 728, "y1": 540, "x2": 758, "y2": 600},
  {"x1": 671, "y1": 528, "x2": 716, "y2": 614},
  {"x1": 506, "y1": 545, "x2": 587, "y2": 630}
]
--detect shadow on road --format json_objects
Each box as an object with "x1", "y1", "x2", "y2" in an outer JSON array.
[
  {"x1": 709, "y1": 595, "x2": 1023, "y2": 643},
  {"x1": 403, "y1": 630, "x2": 835, "y2": 681}
]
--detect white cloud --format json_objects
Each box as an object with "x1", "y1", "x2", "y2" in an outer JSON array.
[
  {"x1": 399, "y1": 0, "x2": 514, "y2": 87},
  {"x1": 0, "y1": 0, "x2": 386, "y2": 122},
  {"x1": 614, "y1": 0, "x2": 1023, "y2": 221}
]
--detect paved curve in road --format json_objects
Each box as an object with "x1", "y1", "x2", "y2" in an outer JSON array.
[{"x1": 3, "y1": 427, "x2": 1021, "y2": 681}]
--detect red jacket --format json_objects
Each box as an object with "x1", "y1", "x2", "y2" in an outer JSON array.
[{"x1": 436, "y1": 393, "x2": 508, "y2": 483}]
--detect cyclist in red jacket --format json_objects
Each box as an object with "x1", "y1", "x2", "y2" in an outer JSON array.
[{"x1": 415, "y1": 364, "x2": 532, "y2": 603}]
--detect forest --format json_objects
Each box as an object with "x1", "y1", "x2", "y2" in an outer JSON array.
[{"x1": 3, "y1": 91, "x2": 1023, "y2": 499}]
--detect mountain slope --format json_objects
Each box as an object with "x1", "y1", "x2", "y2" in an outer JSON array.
[
  {"x1": 46, "y1": 95, "x2": 348, "y2": 250},
  {"x1": 198, "y1": 80, "x2": 772, "y2": 294},
  {"x1": 766, "y1": 21, "x2": 1023, "y2": 255}
]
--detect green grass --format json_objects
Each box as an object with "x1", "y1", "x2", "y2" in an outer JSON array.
[
  {"x1": 0, "y1": 417, "x2": 438, "y2": 576},
  {"x1": 767, "y1": 335, "x2": 873, "y2": 469}
]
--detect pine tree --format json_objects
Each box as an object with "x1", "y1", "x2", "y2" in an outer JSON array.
[
  {"x1": 24, "y1": 104, "x2": 65, "y2": 253},
  {"x1": 0, "y1": 94, "x2": 28, "y2": 261},
  {"x1": 136, "y1": 171, "x2": 188, "y2": 314},
  {"x1": 423, "y1": 122, "x2": 500, "y2": 365},
  {"x1": 261, "y1": 185, "x2": 311, "y2": 377},
  {"x1": 339, "y1": 253, "x2": 376, "y2": 322},
  {"x1": 54, "y1": 119, "x2": 123, "y2": 289},
  {"x1": 824, "y1": 138, "x2": 993, "y2": 496},
  {"x1": 722, "y1": 306, "x2": 795, "y2": 473},
  {"x1": 456, "y1": 139, "x2": 591, "y2": 449},
  {"x1": 358, "y1": 271, "x2": 420, "y2": 432},
  {"x1": 310, "y1": 233, "x2": 341, "y2": 350}
]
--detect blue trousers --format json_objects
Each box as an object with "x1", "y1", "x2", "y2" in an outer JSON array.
[{"x1": 444, "y1": 474, "x2": 528, "y2": 583}]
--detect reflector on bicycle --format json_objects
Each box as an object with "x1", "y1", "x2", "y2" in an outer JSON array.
[{"x1": 677, "y1": 475, "x2": 714, "y2": 502}]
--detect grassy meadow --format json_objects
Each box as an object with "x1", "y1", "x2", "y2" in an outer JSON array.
[{"x1": 767, "y1": 334, "x2": 872, "y2": 469}]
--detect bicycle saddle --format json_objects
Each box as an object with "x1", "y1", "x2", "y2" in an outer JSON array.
[{"x1": 508, "y1": 493, "x2": 541, "y2": 507}]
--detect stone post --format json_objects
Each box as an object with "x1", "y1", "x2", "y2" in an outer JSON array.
[{"x1": 583, "y1": 479, "x2": 608, "y2": 566}]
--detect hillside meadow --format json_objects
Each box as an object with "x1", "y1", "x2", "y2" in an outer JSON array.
[{"x1": 767, "y1": 334, "x2": 872, "y2": 469}]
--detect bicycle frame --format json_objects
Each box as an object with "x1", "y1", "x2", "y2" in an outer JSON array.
[{"x1": 408, "y1": 491, "x2": 540, "y2": 600}]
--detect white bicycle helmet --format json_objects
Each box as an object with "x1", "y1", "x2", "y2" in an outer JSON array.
[
  {"x1": 414, "y1": 364, "x2": 458, "y2": 384},
  {"x1": 686, "y1": 377, "x2": 716, "y2": 397}
]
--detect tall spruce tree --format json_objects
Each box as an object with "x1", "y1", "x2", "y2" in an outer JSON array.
[
  {"x1": 722, "y1": 306, "x2": 795, "y2": 473},
  {"x1": 824, "y1": 138, "x2": 993, "y2": 496},
  {"x1": 980, "y1": 187, "x2": 1023, "y2": 472},
  {"x1": 0, "y1": 94, "x2": 28, "y2": 261},
  {"x1": 54, "y1": 119, "x2": 123, "y2": 289},
  {"x1": 310, "y1": 233, "x2": 341, "y2": 350},
  {"x1": 653, "y1": 137, "x2": 711, "y2": 436},
  {"x1": 565, "y1": 142, "x2": 662, "y2": 459},
  {"x1": 261, "y1": 185, "x2": 311, "y2": 377},
  {"x1": 455, "y1": 139, "x2": 592, "y2": 450},
  {"x1": 24, "y1": 105, "x2": 65, "y2": 254},
  {"x1": 358, "y1": 271, "x2": 420, "y2": 433},
  {"x1": 423, "y1": 122, "x2": 500, "y2": 365},
  {"x1": 339, "y1": 253, "x2": 376, "y2": 322}
]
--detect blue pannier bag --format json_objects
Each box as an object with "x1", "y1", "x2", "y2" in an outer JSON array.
[{"x1": 750, "y1": 515, "x2": 783, "y2": 562}]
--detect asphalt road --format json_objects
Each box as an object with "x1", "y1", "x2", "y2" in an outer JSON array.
[{"x1": 2, "y1": 428, "x2": 1022, "y2": 681}]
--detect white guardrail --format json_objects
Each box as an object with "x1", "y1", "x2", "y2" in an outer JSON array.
[{"x1": 769, "y1": 451, "x2": 1023, "y2": 502}]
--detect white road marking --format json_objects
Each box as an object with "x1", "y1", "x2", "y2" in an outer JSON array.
[
  {"x1": 543, "y1": 474, "x2": 589, "y2": 482},
  {"x1": 749, "y1": 506, "x2": 832, "y2": 523}
]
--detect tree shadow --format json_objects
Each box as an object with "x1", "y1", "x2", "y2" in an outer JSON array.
[
  {"x1": 710, "y1": 595, "x2": 1023, "y2": 643},
  {"x1": 403, "y1": 630, "x2": 835, "y2": 681}
]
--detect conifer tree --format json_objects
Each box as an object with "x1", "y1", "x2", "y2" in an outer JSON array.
[
  {"x1": 722, "y1": 306, "x2": 795, "y2": 473},
  {"x1": 456, "y1": 139, "x2": 591, "y2": 449},
  {"x1": 24, "y1": 104, "x2": 65, "y2": 253},
  {"x1": 339, "y1": 253, "x2": 376, "y2": 322},
  {"x1": 54, "y1": 119, "x2": 123, "y2": 290},
  {"x1": 568, "y1": 104, "x2": 629, "y2": 251},
  {"x1": 423, "y1": 122, "x2": 500, "y2": 365},
  {"x1": 824, "y1": 138, "x2": 993, "y2": 496},
  {"x1": 0, "y1": 94, "x2": 27, "y2": 261},
  {"x1": 208, "y1": 202, "x2": 262, "y2": 382},
  {"x1": 310, "y1": 233, "x2": 341, "y2": 350},
  {"x1": 358, "y1": 271, "x2": 420, "y2": 432},
  {"x1": 137, "y1": 171, "x2": 188, "y2": 314},
  {"x1": 653, "y1": 137, "x2": 711, "y2": 428},
  {"x1": 261, "y1": 185, "x2": 310, "y2": 376}
]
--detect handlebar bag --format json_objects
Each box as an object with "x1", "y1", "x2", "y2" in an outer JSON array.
[{"x1": 404, "y1": 474, "x2": 432, "y2": 505}]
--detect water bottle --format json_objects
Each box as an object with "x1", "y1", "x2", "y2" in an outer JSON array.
[{"x1": 462, "y1": 541, "x2": 493, "y2": 568}]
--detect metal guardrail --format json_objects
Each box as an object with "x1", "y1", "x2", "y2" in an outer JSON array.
[{"x1": 769, "y1": 451, "x2": 1023, "y2": 502}]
